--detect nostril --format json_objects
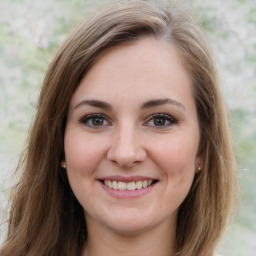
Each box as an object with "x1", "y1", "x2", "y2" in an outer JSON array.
[{"x1": 106, "y1": 136, "x2": 147, "y2": 167}]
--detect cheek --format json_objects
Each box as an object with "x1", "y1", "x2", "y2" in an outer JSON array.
[
  {"x1": 150, "y1": 135, "x2": 199, "y2": 179},
  {"x1": 64, "y1": 130, "x2": 107, "y2": 176},
  {"x1": 152, "y1": 138, "x2": 198, "y2": 210},
  {"x1": 64, "y1": 132, "x2": 108, "y2": 206}
]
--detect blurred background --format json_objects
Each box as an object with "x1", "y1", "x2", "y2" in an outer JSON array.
[{"x1": 0, "y1": 0, "x2": 255, "y2": 254}]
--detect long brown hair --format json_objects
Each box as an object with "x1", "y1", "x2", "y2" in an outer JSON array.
[{"x1": 1, "y1": 1, "x2": 239, "y2": 255}]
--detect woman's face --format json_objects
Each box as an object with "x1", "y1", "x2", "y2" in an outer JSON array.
[{"x1": 64, "y1": 37, "x2": 202, "y2": 235}]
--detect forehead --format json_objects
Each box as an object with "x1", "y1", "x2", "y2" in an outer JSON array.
[{"x1": 70, "y1": 36, "x2": 193, "y2": 107}]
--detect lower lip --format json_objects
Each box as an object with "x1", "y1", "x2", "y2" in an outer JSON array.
[{"x1": 99, "y1": 181, "x2": 158, "y2": 199}]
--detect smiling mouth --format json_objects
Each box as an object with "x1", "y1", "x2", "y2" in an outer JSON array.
[{"x1": 100, "y1": 180, "x2": 158, "y2": 191}]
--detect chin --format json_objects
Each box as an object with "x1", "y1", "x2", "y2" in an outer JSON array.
[
  {"x1": 98, "y1": 209, "x2": 162, "y2": 235},
  {"x1": 107, "y1": 221, "x2": 153, "y2": 236}
]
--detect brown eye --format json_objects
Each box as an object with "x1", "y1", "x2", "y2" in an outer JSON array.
[
  {"x1": 153, "y1": 117, "x2": 167, "y2": 126},
  {"x1": 144, "y1": 113, "x2": 176, "y2": 128},
  {"x1": 92, "y1": 117, "x2": 104, "y2": 126},
  {"x1": 80, "y1": 114, "x2": 111, "y2": 128}
]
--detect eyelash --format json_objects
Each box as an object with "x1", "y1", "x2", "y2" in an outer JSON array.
[
  {"x1": 79, "y1": 113, "x2": 111, "y2": 128},
  {"x1": 79, "y1": 113, "x2": 177, "y2": 129},
  {"x1": 144, "y1": 113, "x2": 177, "y2": 128}
]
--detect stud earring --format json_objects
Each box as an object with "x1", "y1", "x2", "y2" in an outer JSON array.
[
  {"x1": 61, "y1": 161, "x2": 66, "y2": 169},
  {"x1": 197, "y1": 160, "x2": 202, "y2": 171}
]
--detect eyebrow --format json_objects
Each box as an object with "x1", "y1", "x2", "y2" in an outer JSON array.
[
  {"x1": 141, "y1": 98, "x2": 185, "y2": 110},
  {"x1": 73, "y1": 98, "x2": 185, "y2": 111},
  {"x1": 74, "y1": 99, "x2": 113, "y2": 110}
]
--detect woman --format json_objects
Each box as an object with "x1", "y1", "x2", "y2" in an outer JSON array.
[{"x1": 0, "y1": 1, "x2": 239, "y2": 255}]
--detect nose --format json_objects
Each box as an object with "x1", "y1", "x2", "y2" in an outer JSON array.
[{"x1": 107, "y1": 125, "x2": 147, "y2": 168}]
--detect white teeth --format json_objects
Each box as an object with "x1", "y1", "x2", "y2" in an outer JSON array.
[
  {"x1": 118, "y1": 181, "x2": 126, "y2": 190},
  {"x1": 103, "y1": 180, "x2": 155, "y2": 190},
  {"x1": 142, "y1": 180, "x2": 148, "y2": 188},
  {"x1": 113, "y1": 181, "x2": 118, "y2": 189},
  {"x1": 107, "y1": 180, "x2": 113, "y2": 189},
  {"x1": 127, "y1": 181, "x2": 136, "y2": 190},
  {"x1": 136, "y1": 181, "x2": 142, "y2": 189}
]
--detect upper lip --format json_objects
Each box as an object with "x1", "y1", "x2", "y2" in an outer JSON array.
[{"x1": 98, "y1": 175, "x2": 158, "y2": 182}]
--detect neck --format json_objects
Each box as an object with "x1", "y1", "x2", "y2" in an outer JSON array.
[{"x1": 82, "y1": 219, "x2": 176, "y2": 256}]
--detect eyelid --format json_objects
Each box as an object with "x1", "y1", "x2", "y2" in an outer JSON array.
[
  {"x1": 143, "y1": 113, "x2": 177, "y2": 128},
  {"x1": 79, "y1": 113, "x2": 112, "y2": 128},
  {"x1": 78, "y1": 112, "x2": 176, "y2": 129}
]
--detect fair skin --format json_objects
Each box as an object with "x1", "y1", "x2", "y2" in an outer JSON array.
[{"x1": 64, "y1": 36, "x2": 202, "y2": 256}]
